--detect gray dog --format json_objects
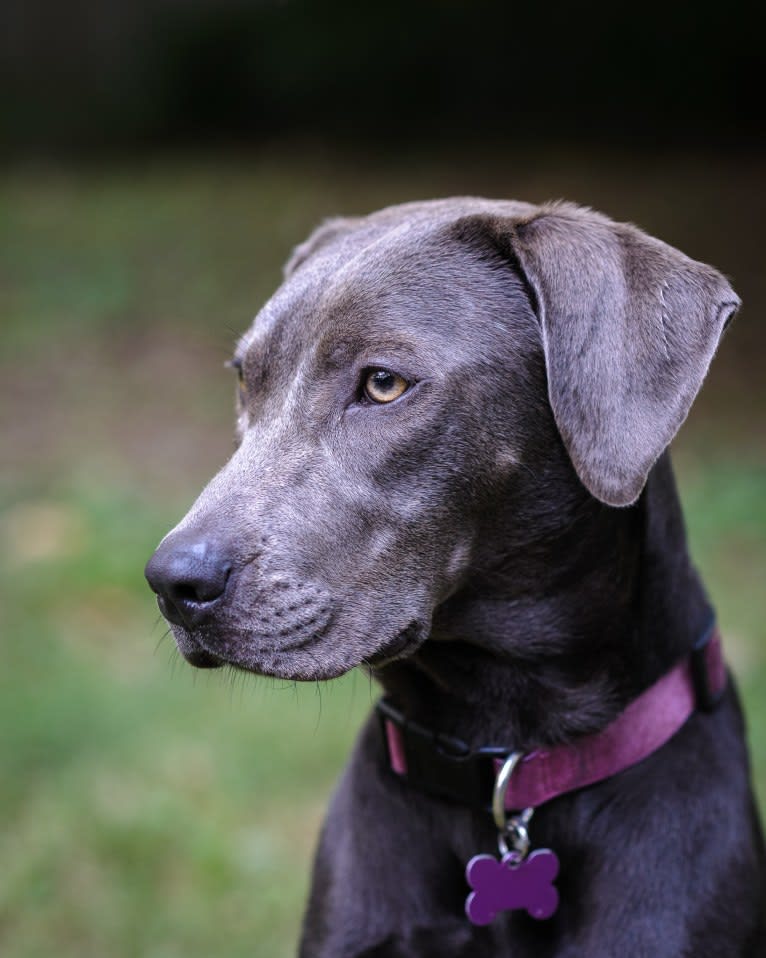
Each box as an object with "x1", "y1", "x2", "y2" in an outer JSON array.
[{"x1": 146, "y1": 199, "x2": 765, "y2": 956}]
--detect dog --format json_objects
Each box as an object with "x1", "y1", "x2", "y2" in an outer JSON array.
[{"x1": 145, "y1": 198, "x2": 765, "y2": 956}]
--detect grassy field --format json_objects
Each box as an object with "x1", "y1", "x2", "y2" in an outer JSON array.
[{"x1": 1, "y1": 151, "x2": 764, "y2": 957}]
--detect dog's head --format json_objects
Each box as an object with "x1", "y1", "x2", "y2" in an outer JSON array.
[{"x1": 145, "y1": 199, "x2": 737, "y2": 679}]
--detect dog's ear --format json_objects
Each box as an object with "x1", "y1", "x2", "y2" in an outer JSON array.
[
  {"x1": 283, "y1": 216, "x2": 363, "y2": 278},
  {"x1": 466, "y1": 204, "x2": 739, "y2": 506}
]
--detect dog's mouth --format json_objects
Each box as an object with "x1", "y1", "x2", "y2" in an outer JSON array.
[{"x1": 167, "y1": 616, "x2": 426, "y2": 680}]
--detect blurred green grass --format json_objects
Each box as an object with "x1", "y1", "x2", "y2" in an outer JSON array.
[
  {"x1": 0, "y1": 484, "x2": 374, "y2": 958},
  {"x1": 1, "y1": 154, "x2": 764, "y2": 957}
]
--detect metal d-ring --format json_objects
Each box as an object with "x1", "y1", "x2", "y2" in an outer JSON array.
[
  {"x1": 492, "y1": 752, "x2": 523, "y2": 831},
  {"x1": 492, "y1": 751, "x2": 534, "y2": 860}
]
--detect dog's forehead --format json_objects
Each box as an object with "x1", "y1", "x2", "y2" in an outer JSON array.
[{"x1": 240, "y1": 204, "x2": 525, "y2": 361}]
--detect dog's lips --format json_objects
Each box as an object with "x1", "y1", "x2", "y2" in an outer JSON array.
[
  {"x1": 165, "y1": 618, "x2": 341, "y2": 679},
  {"x1": 165, "y1": 614, "x2": 426, "y2": 681}
]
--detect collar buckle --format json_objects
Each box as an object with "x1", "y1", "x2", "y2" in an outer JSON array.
[{"x1": 377, "y1": 698, "x2": 507, "y2": 811}]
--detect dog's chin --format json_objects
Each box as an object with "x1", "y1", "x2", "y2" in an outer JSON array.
[
  {"x1": 168, "y1": 619, "x2": 426, "y2": 681},
  {"x1": 172, "y1": 629, "x2": 224, "y2": 669}
]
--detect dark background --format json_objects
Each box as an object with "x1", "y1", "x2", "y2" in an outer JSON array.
[
  {"x1": 0, "y1": 0, "x2": 762, "y2": 155},
  {"x1": 1, "y1": 4, "x2": 764, "y2": 956}
]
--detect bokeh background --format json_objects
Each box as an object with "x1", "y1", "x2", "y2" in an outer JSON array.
[{"x1": 1, "y1": 3, "x2": 764, "y2": 956}]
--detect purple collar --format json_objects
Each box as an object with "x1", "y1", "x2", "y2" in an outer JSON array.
[{"x1": 378, "y1": 623, "x2": 726, "y2": 812}]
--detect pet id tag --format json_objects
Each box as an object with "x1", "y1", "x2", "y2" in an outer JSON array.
[
  {"x1": 465, "y1": 847, "x2": 560, "y2": 924},
  {"x1": 464, "y1": 751, "x2": 560, "y2": 925}
]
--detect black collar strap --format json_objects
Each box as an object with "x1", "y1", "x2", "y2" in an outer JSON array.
[{"x1": 377, "y1": 621, "x2": 726, "y2": 812}]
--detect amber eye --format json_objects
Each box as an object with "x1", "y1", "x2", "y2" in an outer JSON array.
[{"x1": 363, "y1": 369, "x2": 409, "y2": 404}]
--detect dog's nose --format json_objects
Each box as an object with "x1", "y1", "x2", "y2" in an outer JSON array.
[{"x1": 145, "y1": 537, "x2": 232, "y2": 628}]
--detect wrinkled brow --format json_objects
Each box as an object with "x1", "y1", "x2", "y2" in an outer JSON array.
[{"x1": 315, "y1": 336, "x2": 361, "y2": 372}]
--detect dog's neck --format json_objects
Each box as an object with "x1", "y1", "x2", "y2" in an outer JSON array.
[{"x1": 374, "y1": 453, "x2": 713, "y2": 751}]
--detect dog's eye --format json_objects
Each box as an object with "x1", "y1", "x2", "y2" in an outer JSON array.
[
  {"x1": 227, "y1": 357, "x2": 245, "y2": 385},
  {"x1": 363, "y1": 369, "x2": 409, "y2": 404}
]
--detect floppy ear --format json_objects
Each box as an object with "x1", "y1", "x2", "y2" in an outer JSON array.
[
  {"x1": 283, "y1": 216, "x2": 363, "y2": 278},
  {"x1": 485, "y1": 204, "x2": 739, "y2": 506}
]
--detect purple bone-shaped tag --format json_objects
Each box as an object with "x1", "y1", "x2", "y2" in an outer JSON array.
[{"x1": 465, "y1": 848, "x2": 560, "y2": 925}]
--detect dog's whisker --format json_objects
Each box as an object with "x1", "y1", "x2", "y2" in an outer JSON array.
[
  {"x1": 166, "y1": 645, "x2": 182, "y2": 679},
  {"x1": 348, "y1": 668, "x2": 358, "y2": 718},
  {"x1": 153, "y1": 627, "x2": 172, "y2": 655},
  {"x1": 314, "y1": 676, "x2": 323, "y2": 733}
]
